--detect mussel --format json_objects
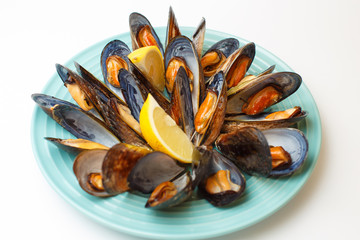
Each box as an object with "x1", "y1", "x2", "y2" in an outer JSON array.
[
  {"x1": 169, "y1": 66, "x2": 195, "y2": 139},
  {"x1": 101, "y1": 143, "x2": 151, "y2": 195},
  {"x1": 145, "y1": 171, "x2": 192, "y2": 209},
  {"x1": 193, "y1": 71, "x2": 227, "y2": 146},
  {"x1": 100, "y1": 39, "x2": 131, "y2": 100},
  {"x1": 50, "y1": 104, "x2": 120, "y2": 148},
  {"x1": 218, "y1": 42, "x2": 255, "y2": 88},
  {"x1": 197, "y1": 148, "x2": 246, "y2": 206},
  {"x1": 164, "y1": 36, "x2": 205, "y2": 115},
  {"x1": 165, "y1": 6, "x2": 181, "y2": 48},
  {"x1": 73, "y1": 149, "x2": 112, "y2": 197},
  {"x1": 222, "y1": 106, "x2": 308, "y2": 132},
  {"x1": 226, "y1": 72, "x2": 302, "y2": 115},
  {"x1": 127, "y1": 152, "x2": 186, "y2": 194},
  {"x1": 215, "y1": 127, "x2": 308, "y2": 177},
  {"x1": 201, "y1": 38, "x2": 239, "y2": 78},
  {"x1": 129, "y1": 12, "x2": 164, "y2": 56}
]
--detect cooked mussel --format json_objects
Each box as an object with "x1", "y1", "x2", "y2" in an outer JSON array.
[
  {"x1": 198, "y1": 149, "x2": 246, "y2": 206},
  {"x1": 73, "y1": 149, "x2": 112, "y2": 197},
  {"x1": 194, "y1": 71, "x2": 227, "y2": 146},
  {"x1": 222, "y1": 106, "x2": 308, "y2": 132},
  {"x1": 164, "y1": 36, "x2": 205, "y2": 115},
  {"x1": 218, "y1": 42, "x2": 255, "y2": 88},
  {"x1": 226, "y1": 72, "x2": 302, "y2": 115},
  {"x1": 145, "y1": 171, "x2": 192, "y2": 209},
  {"x1": 56, "y1": 63, "x2": 95, "y2": 112},
  {"x1": 263, "y1": 128, "x2": 308, "y2": 176},
  {"x1": 201, "y1": 38, "x2": 239, "y2": 78},
  {"x1": 74, "y1": 62, "x2": 149, "y2": 147},
  {"x1": 215, "y1": 127, "x2": 308, "y2": 177},
  {"x1": 127, "y1": 152, "x2": 186, "y2": 194},
  {"x1": 100, "y1": 40, "x2": 131, "y2": 100},
  {"x1": 129, "y1": 12, "x2": 164, "y2": 56},
  {"x1": 101, "y1": 143, "x2": 151, "y2": 195}
]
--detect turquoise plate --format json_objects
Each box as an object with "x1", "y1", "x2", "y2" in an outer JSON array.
[{"x1": 31, "y1": 27, "x2": 321, "y2": 239}]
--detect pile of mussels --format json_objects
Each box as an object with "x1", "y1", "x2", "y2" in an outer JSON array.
[{"x1": 32, "y1": 8, "x2": 309, "y2": 208}]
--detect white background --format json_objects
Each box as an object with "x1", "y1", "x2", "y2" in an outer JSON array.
[{"x1": 2, "y1": 0, "x2": 359, "y2": 239}]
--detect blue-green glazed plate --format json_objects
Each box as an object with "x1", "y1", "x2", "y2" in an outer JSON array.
[{"x1": 31, "y1": 27, "x2": 321, "y2": 239}]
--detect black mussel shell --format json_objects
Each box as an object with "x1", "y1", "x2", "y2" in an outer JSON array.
[
  {"x1": 31, "y1": 93, "x2": 80, "y2": 117},
  {"x1": 198, "y1": 150, "x2": 246, "y2": 206},
  {"x1": 101, "y1": 143, "x2": 151, "y2": 195},
  {"x1": 51, "y1": 104, "x2": 120, "y2": 148},
  {"x1": 73, "y1": 149, "x2": 112, "y2": 197},
  {"x1": 215, "y1": 127, "x2": 272, "y2": 177},
  {"x1": 263, "y1": 128, "x2": 309, "y2": 176},
  {"x1": 127, "y1": 152, "x2": 185, "y2": 194},
  {"x1": 145, "y1": 171, "x2": 192, "y2": 209}
]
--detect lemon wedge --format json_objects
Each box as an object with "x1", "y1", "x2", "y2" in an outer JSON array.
[
  {"x1": 128, "y1": 46, "x2": 165, "y2": 92},
  {"x1": 139, "y1": 94, "x2": 195, "y2": 163}
]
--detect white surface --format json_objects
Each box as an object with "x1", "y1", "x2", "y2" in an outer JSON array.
[{"x1": 2, "y1": 0, "x2": 359, "y2": 239}]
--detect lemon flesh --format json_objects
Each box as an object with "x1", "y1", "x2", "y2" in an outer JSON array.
[
  {"x1": 128, "y1": 46, "x2": 165, "y2": 92},
  {"x1": 139, "y1": 94, "x2": 195, "y2": 163}
]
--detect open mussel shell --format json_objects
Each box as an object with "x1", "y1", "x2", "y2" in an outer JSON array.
[
  {"x1": 165, "y1": 6, "x2": 181, "y2": 48},
  {"x1": 192, "y1": 17, "x2": 206, "y2": 58},
  {"x1": 194, "y1": 71, "x2": 227, "y2": 146},
  {"x1": 101, "y1": 143, "x2": 151, "y2": 195},
  {"x1": 226, "y1": 72, "x2": 302, "y2": 115},
  {"x1": 222, "y1": 108, "x2": 308, "y2": 132},
  {"x1": 170, "y1": 66, "x2": 195, "y2": 139},
  {"x1": 198, "y1": 149, "x2": 246, "y2": 207},
  {"x1": 215, "y1": 127, "x2": 272, "y2": 177},
  {"x1": 45, "y1": 137, "x2": 109, "y2": 155},
  {"x1": 127, "y1": 152, "x2": 186, "y2": 194},
  {"x1": 203, "y1": 38, "x2": 239, "y2": 58},
  {"x1": 100, "y1": 39, "x2": 131, "y2": 100},
  {"x1": 218, "y1": 42, "x2": 255, "y2": 88},
  {"x1": 129, "y1": 12, "x2": 164, "y2": 56},
  {"x1": 145, "y1": 171, "x2": 192, "y2": 209},
  {"x1": 128, "y1": 61, "x2": 171, "y2": 114},
  {"x1": 51, "y1": 104, "x2": 120, "y2": 148},
  {"x1": 263, "y1": 128, "x2": 308, "y2": 177},
  {"x1": 31, "y1": 93, "x2": 80, "y2": 117},
  {"x1": 74, "y1": 62, "x2": 149, "y2": 148},
  {"x1": 73, "y1": 149, "x2": 112, "y2": 197},
  {"x1": 165, "y1": 35, "x2": 205, "y2": 115},
  {"x1": 118, "y1": 68, "x2": 145, "y2": 122},
  {"x1": 201, "y1": 38, "x2": 239, "y2": 79}
]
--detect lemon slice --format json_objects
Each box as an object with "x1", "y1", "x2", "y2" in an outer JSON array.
[
  {"x1": 128, "y1": 46, "x2": 165, "y2": 92},
  {"x1": 139, "y1": 94, "x2": 195, "y2": 163}
]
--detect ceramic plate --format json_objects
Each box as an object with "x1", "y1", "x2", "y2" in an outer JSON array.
[{"x1": 31, "y1": 27, "x2": 321, "y2": 239}]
